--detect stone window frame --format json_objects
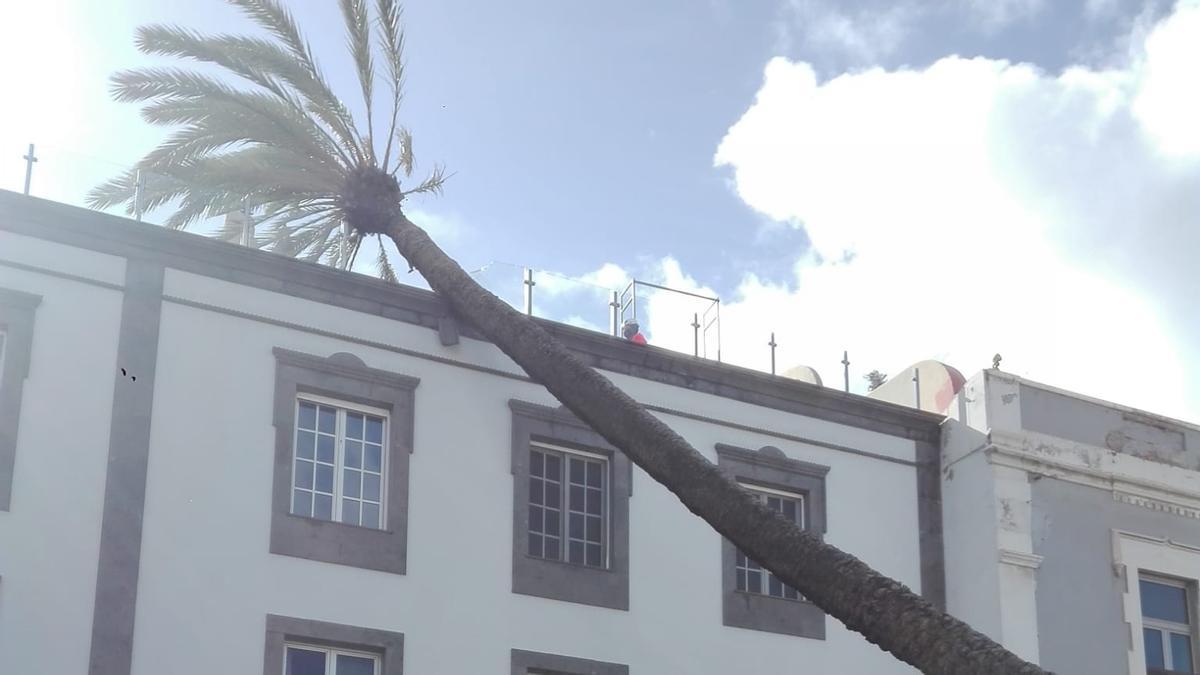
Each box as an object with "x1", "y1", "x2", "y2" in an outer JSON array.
[
  {"x1": 510, "y1": 399, "x2": 632, "y2": 611},
  {"x1": 0, "y1": 288, "x2": 41, "y2": 511},
  {"x1": 716, "y1": 442, "x2": 829, "y2": 639},
  {"x1": 511, "y1": 648, "x2": 629, "y2": 675},
  {"x1": 271, "y1": 348, "x2": 418, "y2": 574},
  {"x1": 264, "y1": 614, "x2": 404, "y2": 675}
]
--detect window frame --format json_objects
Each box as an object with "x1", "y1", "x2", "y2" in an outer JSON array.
[
  {"x1": 1140, "y1": 574, "x2": 1197, "y2": 674},
  {"x1": 716, "y1": 442, "x2": 829, "y2": 639},
  {"x1": 271, "y1": 348, "x2": 418, "y2": 574},
  {"x1": 510, "y1": 399, "x2": 632, "y2": 611},
  {"x1": 527, "y1": 440, "x2": 611, "y2": 569},
  {"x1": 510, "y1": 648, "x2": 628, "y2": 675},
  {"x1": 284, "y1": 642, "x2": 382, "y2": 675},
  {"x1": 289, "y1": 394, "x2": 390, "y2": 530},
  {"x1": 734, "y1": 484, "x2": 806, "y2": 601},
  {"x1": 0, "y1": 287, "x2": 41, "y2": 511},
  {"x1": 264, "y1": 614, "x2": 402, "y2": 675}
]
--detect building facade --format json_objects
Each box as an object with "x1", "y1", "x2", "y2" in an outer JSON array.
[
  {"x1": 0, "y1": 191, "x2": 944, "y2": 674},
  {"x1": 940, "y1": 369, "x2": 1200, "y2": 675}
]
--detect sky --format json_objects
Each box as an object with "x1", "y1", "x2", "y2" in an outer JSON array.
[{"x1": 2, "y1": 0, "x2": 1199, "y2": 420}]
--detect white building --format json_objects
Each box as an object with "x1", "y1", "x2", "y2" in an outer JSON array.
[
  {"x1": 874, "y1": 364, "x2": 1200, "y2": 675},
  {"x1": 0, "y1": 190, "x2": 944, "y2": 675}
]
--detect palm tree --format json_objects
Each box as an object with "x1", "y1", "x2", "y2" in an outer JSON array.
[{"x1": 89, "y1": 3, "x2": 1047, "y2": 673}]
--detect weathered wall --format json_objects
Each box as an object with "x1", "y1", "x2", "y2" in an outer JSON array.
[{"x1": 1032, "y1": 479, "x2": 1200, "y2": 675}]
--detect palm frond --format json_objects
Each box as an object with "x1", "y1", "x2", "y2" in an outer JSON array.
[
  {"x1": 226, "y1": 0, "x2": 369, "y2": 162},
  {"x1": 375, "y1": 234, "x2": 399, "y2": 283},
  {"x1": 395, "y1": 126, "x2": 413, "y2": 177},
  {"x1": 377, "y1": 0, "x2": 406, "y2": 170},
  {"x1": 340, "y1": 0, "x2": 375, "y2": 162},
  {"x1": 134, "y1": 25, "x2": 356, "y2": 166},
  {"x1": 401, "y1": 164, "x2": 448, "y2": 197}
]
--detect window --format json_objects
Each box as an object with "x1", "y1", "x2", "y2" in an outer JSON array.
[
  {"x1": 291, "y1": 397, "x2": 388, "y2": 530},
  {"x1": 1141, "y1": 576, "x2": 1196, "y2": 674},
  {"x1": 510, "y1": 400, "x2": 632, "y2": 610},
  {"x1": 285, "y1": 644, "x2": 380, "y2": 675},
  {"x1": 716, "y1": 442, "x2": 828, "y2": 639},
  {"x1": 527, "y1": 442, "x2": 607, "y2": 568},
  {"x1": 265, "y1": 615, "x2": 403, "y2": 675},
  {"x1": 734, "y1": 486, "x2": 805, "y2": 601},
  {"x1": 510, "y1": 648, "x2": 628, "y2": 675},
  {"x1": 271, "y1": 348, "x2": 418, "y2": 574},
  {"x1": 0, "y1": 288, "x2": 41, "y2": 512}
]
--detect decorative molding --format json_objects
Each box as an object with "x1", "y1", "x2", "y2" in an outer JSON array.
[
  {"x1": 986, "y1": 431, "x2": 1200, "y2": 521},
  {"x1": 998, "y1": 549, "x2": 1044, "y2": 570},
  {"x1": 1113, "y1": 491, "x2": 1200, "y2": 520}
]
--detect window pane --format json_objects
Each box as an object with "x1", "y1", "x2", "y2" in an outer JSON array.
[
  {"x1": 529, "y1": 505, "x2": 544, "y2": 533},
  {"x1": 585, "y1": 489, "x2": 602, "y2": 515},
  {"x1": 569, "y1": 513, "x2": 584, "y2": 539},
  {"x1": 586, "y1": 543, "x2": 602, "y2": 567},
  {"x1": 545, "y1": 453, "x2": 560, "y2": 479},
  {"x1": 366, "y1": 417, "x2": 383, "y2": 444},
  {"x1": 314, "y1": 493, "x2": 333, "y2": 520},
  {"x1": 568, "y1": 540, "x2": 584, "y2": 564},
  {"x1": 362, "y1": 503, "x2": 380, "y2": 529},
  {"x1": 586, "y1": 461, "x2": 602, "y2": 488},
  {"x1": 545, "y1": 536, "x2": 560, "y2": 560},
  {"x1": 768, "y1": 574, "x2": 783, "y2": 597},
  {"x1": 345, "y1": 441, "x2": 362, "y2": 469},
  {"x1": 570, "y1": 457, "x2": 585, "y2": 484},
  {"x1": 747, "y1": 569, "x2": 762, "y2": 594},
  {"x1": 585, "y1": 515, "x2": 601, "y2": 542},
  {"x1": 336, "y1": 653, "x2": 376, "y2": 675},
  {"x1": 364, "y1": 444, "x2": 382, "y2": 473},
  {"x1": 296, "y1": 431, "x2": 315, "y2": 460},
  {"x1": 569, "y1": 485, "x2": 584, "y2": 511},
  {"x1": 286, "y1": 646, "x2": 327, "y2": 675},
  {"x1": 1142, "y1": 580, "x2": 1190, "y2": 623},
  {"x1": 530, "y1": 449, "x2": 544, "y2": 477},
  {"x1": 528, "y1": 531, "x2": 543, "y2": 557},
  {"x1": 342, "y1": 499, "x2": 360, "y2": 525},
  {"x1": 343, "y1": 469, "x2": 361, "y2": 498},
  {"x1": 315, "y1": 465, "x2": 334, "y2": 493},
  {"x1": 1145, "y1": 628, "x2": 1166, "y2": 669},
  {"x1": 292, "y1": 489, "x2": 312, "y2": 516},
  {"x1": 544, "y1": 509, "x2": 560, "y2": 537},
  {"x1": 1170, "y1": 632, "x2": 1193, "y2": 672},
  {"x1": 318, "y1": 406, "x2": 336, "y2": 433},
  {"x1": 346, "y1": 413, "x2": 364, "y2": 439},
  {"x1": 317, "y1": 435, "x2": 335, "y2": 463},
  {"x1": 736, "y1": 567, "x2": 747, "y2": 592},
  {"x1": 363, "y1": 474, "x2": 380, "y2": 502},
  {"x1": 545, "y1": 483, "x2": 561, "y2": 509},
  {"x1": 295, "y1": 460, "x2": 314, "y2": 489},
  {"x1": 298, "y1": 403, "x2": 317, "y2": 430},
  {"x1": 529, "y1": 479, "x2": 544, "y2": 505},
  {"x1": 783, "y1": 499, "x2": 797, "y2": 523}
]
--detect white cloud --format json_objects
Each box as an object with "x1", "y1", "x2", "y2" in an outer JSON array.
[
  {"x1": 694, "y1": 0, "x2": 1200, "y2": 418},
  {"x1": 777, "y1": 1, "x2": 917, "y2": 64}
]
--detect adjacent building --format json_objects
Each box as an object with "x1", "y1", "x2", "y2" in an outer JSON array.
[
  {"x1": 870, "y1": 363, "x2": 1200, "y2": 675},
  {"x1": 0, "y1": 191, "x2": 943, "y2": 675}
]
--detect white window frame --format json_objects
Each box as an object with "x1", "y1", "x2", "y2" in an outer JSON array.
[
  {"x1": 283, "y1": 641, "x2": 381, "y2": 675},
  {"x1": 529, "y1": 440, "x2": 611, "y2": 569},
  {"x1": 735, "y1": 482, "x2": 806, "y2": 600},
  {"x1": 1141, "y1": 574, "x2": 1196, "y2": 673},
  {"x1": 290, "y1": 393, "x2": 389, "y2": 529},
  {"x1": 1114, "y1": 530, "x2": 1200, "y2": 675}
]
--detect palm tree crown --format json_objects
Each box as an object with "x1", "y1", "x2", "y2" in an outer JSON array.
[{"x1": 88, "y1": 0, "x2": 443, "y2": 280}]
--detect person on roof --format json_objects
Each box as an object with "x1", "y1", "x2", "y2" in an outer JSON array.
[{"x1": 622, "y1": 319, "x2": 647, "y2": 345}]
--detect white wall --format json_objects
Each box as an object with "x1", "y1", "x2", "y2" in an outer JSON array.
[
  {"x1": 127, "y1": 269, "x2": 926, "y2": 674},
  {"x1": 0, "y1": 233, "x2": 126, "y2": 675}
]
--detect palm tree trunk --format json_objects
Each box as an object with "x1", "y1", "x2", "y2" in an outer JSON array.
[{"x1": 386, "y1": 212, "x2": 1048, "y2": 675}]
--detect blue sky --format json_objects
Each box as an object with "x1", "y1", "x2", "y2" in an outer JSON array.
[{"x1": 3, "y1": 0, "x2": 1200, "y2": 419}]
